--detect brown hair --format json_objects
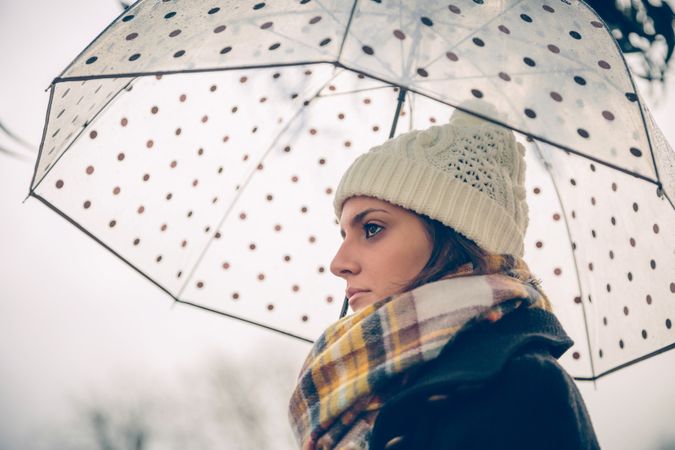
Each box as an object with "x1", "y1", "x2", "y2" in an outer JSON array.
[{"x1": 401, "y1": 214, "x2": 490, "y2": 292}]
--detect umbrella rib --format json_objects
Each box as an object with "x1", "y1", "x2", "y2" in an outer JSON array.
[
  {"x1": 534, "y1": 142, "x2": 598, "y2": 382},
  {"x1": 175, "y1": 69, "x2": 343, "y2": 300},
  {"x1": 316, "y1": 85, "x2": 398, "y2": 98},
  {"x1": 172, "y1": 299, "x2": 314, "y2": 343},
  {"x1": 336, "y1": 0, "x2": 359, "y2": 62},
  {"x1": 27, "y1": 85, "x2": 56, "y2": 199},
  {"x1": 53, "y1": 61, "x2": 336, "y2": 84},
  {"x1": 573, "y1": 341, "x2": 675, "y2": 382},
  {"x1": 588, "y1": 5, "x2": 664, "y2": 198}
]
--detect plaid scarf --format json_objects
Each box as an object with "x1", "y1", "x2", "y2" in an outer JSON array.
[{"x1": 288, "y1": 254, "x2": 553, "y2": 450}]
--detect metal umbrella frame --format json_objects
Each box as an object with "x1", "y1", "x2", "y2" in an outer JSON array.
[{"x1": 28, "y1": 0, "x2": 674, "y2": 382}]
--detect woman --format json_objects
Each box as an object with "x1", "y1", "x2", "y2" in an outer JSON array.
[{"x1": 288, "y1": 106, "x2": 601, "y2": 450}]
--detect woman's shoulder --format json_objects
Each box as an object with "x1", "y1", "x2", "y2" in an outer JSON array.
[{"x1": 369, "y1": 309, "x2": 601, "y2": 449}]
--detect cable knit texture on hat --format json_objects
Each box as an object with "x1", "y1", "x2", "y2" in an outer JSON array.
[{"x1": 333, "y1": 108, "x2": 529, "y2": 257}]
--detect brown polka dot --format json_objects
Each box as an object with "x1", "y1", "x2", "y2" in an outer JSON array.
[
  {"x1": 309, "y1": 235, "x2": 316, "y2": 243},
  {"x1": 201, "y1": 115, "x2": 208, "y2": 123},
  {"x1": 574, "y1": 296, "x2": 581, "y2": 304},
  {"x1": 572, "y1": 352, "x2": 580, "y2": 360},
  {"x1": 554, "y1": 268, "x2": 561, "y2": 276},
  {"x1": 170, "y1": 160, "x2": 177, "y2": 168},
  {"x1": 89, "y1": 130, "x2": 98, "y2": 139},
  {"x1": 318, "y1": 158, "x2": 326, "y2": 165},
  {"x1": 267, "y1": 304, "x2": 274, "y2": 311},
  {"x1": 56, "y1": 180, "x2": 64, "y2": 189},
  {"x1": 344, "y1": 140, "x2": 352, "y2": 147},
  {"x1": 325, "y1": 187, "x2": 333, "y2": 194},
  {"x1": 257, "y1": 163, "x2": 264, "y2": 171},
  {"x1": 446, "y1": 51, "x2": 459, "y2": 61},
  {"x1": 239, "y1": 212, "x2": 247, "y2": 220},
  {"x1": 630, "y1": 237, "x2": 636, "y2": 247},
  {"x1": 283, "y1": 255, "x2": 291, "y2": 262},
  {"x1": 222, "y1": 262, "x2": 230, "y2": 270},
  {"x1": 83, "y1": 200, "x2": 91, "y2": 209},
  {"x1": 611, "y1": 182, "x2": 617, "y2": 191},
  {"x1": 338, "y1": 113, "x2": 345, "y2": 120},
  {"x1": 117, "y1": 153, "x2": 125, "y2": 161},
  {"x1": 192, "y1": 179, "x2": 199, "y2": 187},
  {"x1": 624, "y1": 306, "x2": 629, "y2": 315},
  {"x1": 175, "y1": 128, "x2": 182, "y2": 135},
  {"x1": 274, "y1": 224, "x2": 282, "y2": 232},
  {"x1": 535, "y1": 241, "x2": 543, "y2": 248},
  {"x1": 132, "y1": 238, "x2": 140, "y2": 246},
  {"x1": 292, "y1": 284, "x2": 300, "y2": 292},
  {"x1": 179, "y1": 94, "x2": 187, "y2": 102},
  {"x1": 113, "y1": 186, "x2": 121, "y2": 195},
  {"x1": 301, "y1": 206, "x2": 308, "y2": 213},
  {"x1": 214, "y1": 25, "x2": 226, "y2": 33},
  {"x1": 646, "y1": 294, "x2": 652, "y2": 305},
  {"x1": 166, "y1": 192, "x2": 173, "y2": 200},
  {"x1": 553, "y1": 213, "x2": 560, "y2": 221},
  {"x1": 318, "y1": 266, "x2": 325, "y2": 273},
  {"x1": 291, "y1": 175, "x2": 299, "y2": 183},
  {"x1": 181, "y1": 239, "x2": 188, "y2": 248},
  {"x1": 653, "y1": 223, "x2": 659, "y2": 233},
  {"x1": 266, "y1": 194, "x2": 273, "y2": 201},
  {"x1": 161, "y1": 224, "x2": 167, "y2": 232},
  {"x1": 232, "y1": 292, "x2": 239, "y2": 300},
  {"x1": 249, "y1": 243, "x2": 256, "y2": 250},
  {"x1": 196, "y1": 281, "x2": 204, "y2": 288},
  {"x1": 109, "y1": 220, "x2": 117, "y2": 228},
  {"x1": 137, "y1": 205, "x2": 145, "y2": 214},
  {"x1": 177, "y1": 271, "x2": 183, "y2": 278},
  {"x1": 301, "y1": 315, "x2": 309, "y2": 322},
  {"x1": 151, "y1": 106, "x2": 159, "y2": 114},
  {"x1": 146, "y1": 139, "x2": 154, "y2": 148},
  {"x1": 257, "y1": 273, "x2": 265, "y2": 281},
  {"x1": 121, "y1": 118, "x2": 128, "y2": 126},
  {"x1": 156, "y1": 255, "x2": 162, "y2": 262}
]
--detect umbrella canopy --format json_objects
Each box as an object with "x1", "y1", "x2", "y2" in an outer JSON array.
[{"x1": 29, "y1": 0, "x2": 674, "y2": 381}]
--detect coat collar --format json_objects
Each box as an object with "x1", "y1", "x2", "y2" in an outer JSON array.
[
  {"x1": 404, "y1": 306, "x2": 574, "y2": 391},
  {"x1": 377, "y1": 306, "x2": 574, "y2": 409},
  {"x1": 370, "y1": 307, "x2": 577, "y2": 449}
]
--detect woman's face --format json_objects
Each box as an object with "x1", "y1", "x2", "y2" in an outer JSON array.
[{"x1": 330, "y1": 196, "x2": 433, "y2": 312}]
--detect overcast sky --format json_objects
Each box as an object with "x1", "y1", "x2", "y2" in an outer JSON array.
[{"x1": 1, "y1": 1, "x2": 674, "y2": 449}]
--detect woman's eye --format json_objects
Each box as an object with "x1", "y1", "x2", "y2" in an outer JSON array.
[{"x1": 364, "y1": 223, "x2": 383, "y2": 239}]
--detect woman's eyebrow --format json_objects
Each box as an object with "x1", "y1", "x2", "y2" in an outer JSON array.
[{"x1": 340, "y1": 208, "x2": 390, "y2": 238}]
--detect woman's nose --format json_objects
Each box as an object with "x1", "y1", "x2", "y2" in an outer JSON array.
[{"x1": 330, "y1": 241, "x2": 360, "y2": 278}]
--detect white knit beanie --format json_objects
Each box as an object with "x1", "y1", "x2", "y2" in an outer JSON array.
[{"x1": 333, "y1": 107, "x2": 529, "y2": 257}]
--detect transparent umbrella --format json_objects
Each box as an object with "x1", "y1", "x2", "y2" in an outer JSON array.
[{"x1": 28, "y1": 0, "x2": 674, "y2": 382}]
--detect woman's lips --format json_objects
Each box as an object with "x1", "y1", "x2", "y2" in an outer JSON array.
[{"x1": 348, "y1": 291, "x2": 370, "y2": 305}]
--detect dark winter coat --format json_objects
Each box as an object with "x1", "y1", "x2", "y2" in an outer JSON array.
[{"x1": 369, "y1": 307, "x2": 601, "y2": 450}]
